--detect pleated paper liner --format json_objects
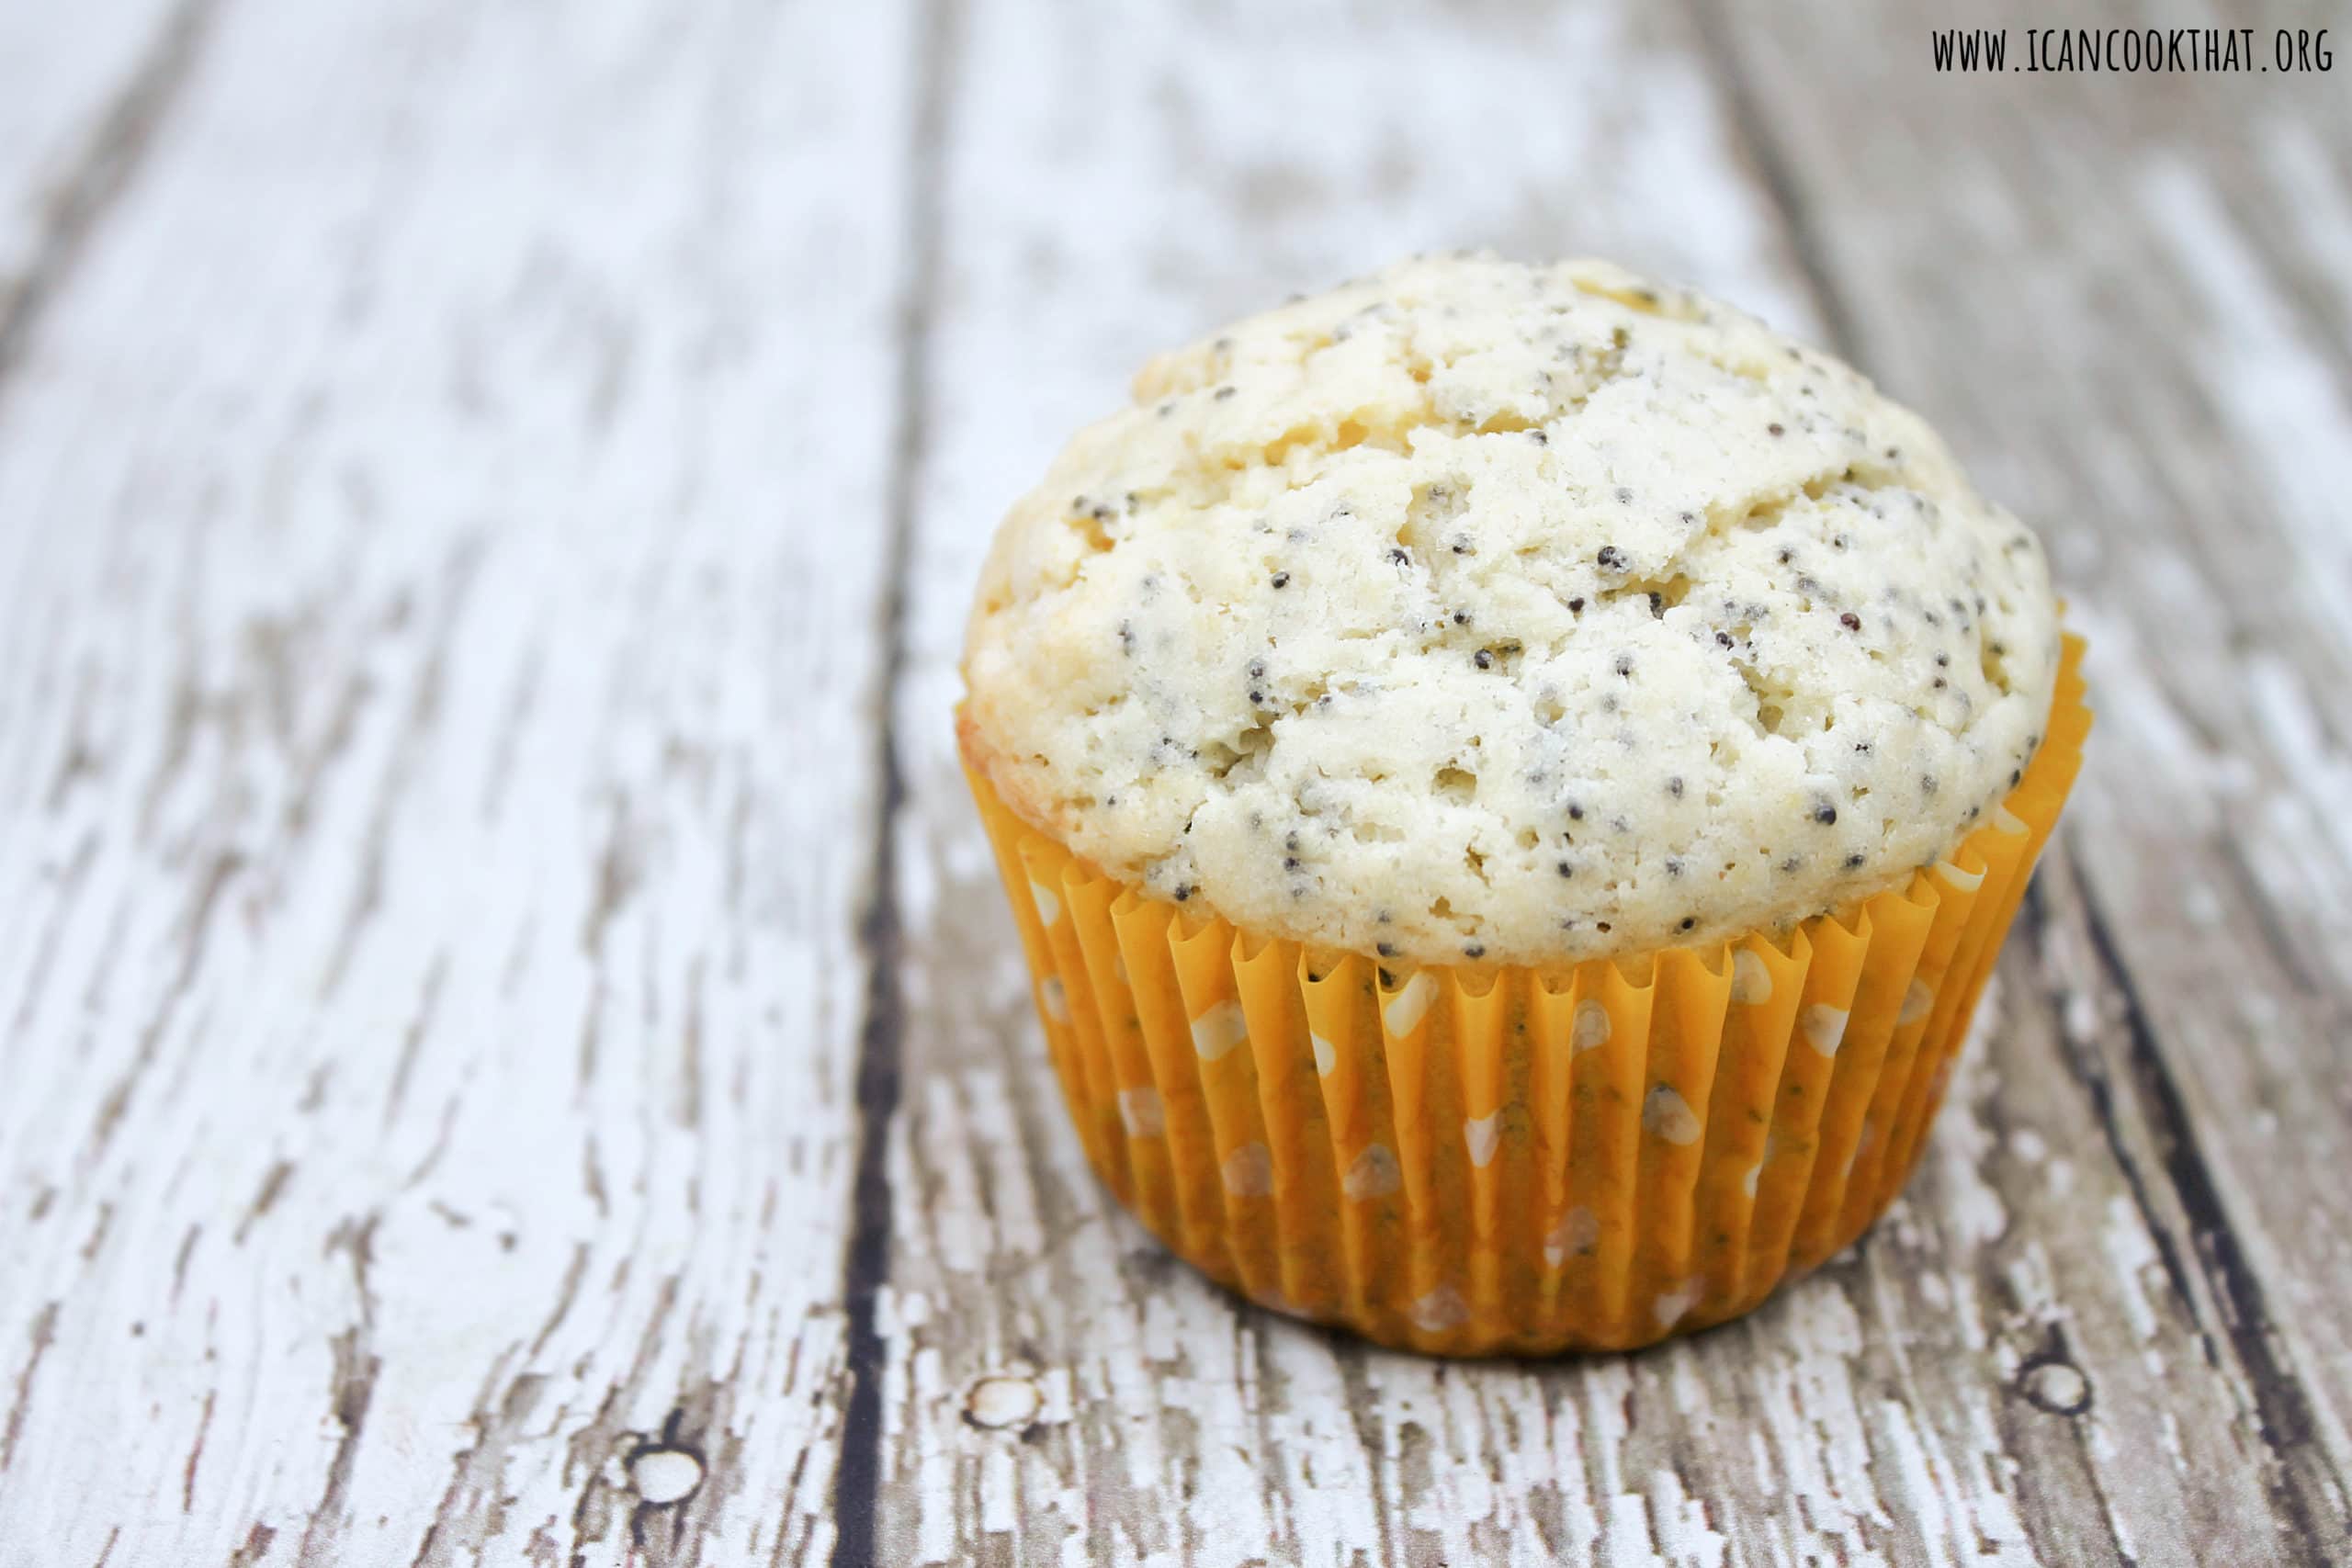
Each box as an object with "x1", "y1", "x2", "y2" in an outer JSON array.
[{"x1": 964, "y1": 636, "x2": 2088, "y2": 1355}]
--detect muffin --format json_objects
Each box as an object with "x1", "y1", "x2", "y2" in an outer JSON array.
[{"x1": 958, "y1": 254, "x2": 2086, "y2": 1353}]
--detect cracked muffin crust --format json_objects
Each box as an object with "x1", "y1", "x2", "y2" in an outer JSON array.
[{"x1": 960, "y1": 254, "x2": 2061, "y2": 966}]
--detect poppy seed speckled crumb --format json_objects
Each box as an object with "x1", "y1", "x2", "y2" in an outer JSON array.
[{"x1": 961, "y1": 254, "x2": 2060, "y2": 964}]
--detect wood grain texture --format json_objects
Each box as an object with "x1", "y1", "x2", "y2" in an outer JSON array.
[
  {"x1": 876, "y1": 2, "x2": 2349, "y2": 1565},
  {"x1": 0, "y1": 0, "x2": 206, "y2": 374},
  {"x1": 0, "y1": 0, "x2": 919, "y2": 1562},
  {"x1": 3, "y1": 0, "x2": 2347, "y2": 1563},
  {"x1": 1702, "y1": 0, "x2": 2352, "y2": 1545}
]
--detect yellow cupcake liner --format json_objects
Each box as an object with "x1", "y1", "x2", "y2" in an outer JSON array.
[{"x1": 964, "y1": 637, "x2": 2088, "y2": 1355}]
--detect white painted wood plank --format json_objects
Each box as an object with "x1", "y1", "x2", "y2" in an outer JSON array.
[
  {"x1": 0, "y1": 0, "x2": 189, "y2": 316},
  {"x1": 883, "y1": 1, "x2": 2318, "y2": 1562},
  {"x1": 0, "y1": 1, "x2": 917, "y2": 1562}
]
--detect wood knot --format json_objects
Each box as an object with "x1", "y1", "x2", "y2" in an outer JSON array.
[
  {"x1": 2017, "y1": 1354, "x2": 2091, "y2": 1416},
  {"x1": 961, "y1": 1374, "x2": 1042, "y2": 1433},
  {"x1": 626, "y1": 1443, "x2": 705, "y2": 1505}
]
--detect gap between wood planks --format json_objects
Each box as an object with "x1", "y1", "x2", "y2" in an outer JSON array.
[
  {"x1": 2045, "y1": 852, "x2": 2329, "y2": 1553},
  {"x1": 833, "y1": 2, "x2": 962, "y2": 1562},
  {"x1": 1681, "y1": 0, "x2": 1867, "y2": 372},
  {"x1": 0, "y1": 0, "x2": 225, "y2": 390}
]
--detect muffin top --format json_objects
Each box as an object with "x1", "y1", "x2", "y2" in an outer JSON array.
[{"x1": 961, "y1": 254, "x2": 2059, "y2": 965}]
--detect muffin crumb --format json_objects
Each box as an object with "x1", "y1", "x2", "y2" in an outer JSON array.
[{"x1": 963, "y1": 254, "x2": 2060, "y2": 964}]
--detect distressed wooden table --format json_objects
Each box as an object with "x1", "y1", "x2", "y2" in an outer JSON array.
[{"x1": 3, "y1": 2, "x2": 2347, "y2": 1563}]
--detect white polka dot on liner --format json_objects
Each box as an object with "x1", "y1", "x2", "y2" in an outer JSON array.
[
  {"x1": 1343, "y1": 1144, "x2": 1401, "y2": 1201},
  {"x1": 1117, "y1": 1086, "x2": 1164, "y2": 1136},
  {"x1": 1731, "y1": 950, "x2": 1773, "y2": 1005},
  {"x1": 1653, "y1": 1277, "x2": 1705, "y2": 1328},
  {"x1": 1311, "y1": 1033, "x2": 1338, "y2": 1076},
  {"x1": 1222, "y1": 1142, "x2": 1273, "y2": 1197},
  {"x1": 1409, "y1": 1284, "x2": 1469, "y2": 1334},
  {"x1": 1464, "y1": 1112, "x2": 1500, "y2": 1168},
  {"x1": 1190, "y1": 999, "x2": 1250, "y2": 1060},
  {"x1": 1383, "y1": 973, "x2": 1438, "y2": 1035},
  {"x1": 1544, "y1": 1206, "x2": 1599, "y2": 1268},
  {"x1": 1643, "y1": 1086, "x2": 1702, "y2": 1145}
]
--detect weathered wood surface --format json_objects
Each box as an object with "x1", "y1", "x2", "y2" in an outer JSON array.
[
  {"x1": 2, "y1": 1, "x2": 2347, "y2": 1564},
  {"x1": 1708, "y1": 0, "x2": 2352, "y2": 1535},
  {"x1": 0, "y1": 0, "x2": 191, "y2": 361},
  {"x1": 879, "y1": 2, "x2": 2352, "y2": 1564},
  {"x1": 0, "y1": 0, "x2": 918, "y2": 1562}
]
